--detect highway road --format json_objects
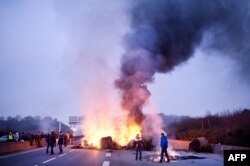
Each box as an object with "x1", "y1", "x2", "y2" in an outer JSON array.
[{"x1": 0, "y1": 146, "x2": 223, "y2": 166}]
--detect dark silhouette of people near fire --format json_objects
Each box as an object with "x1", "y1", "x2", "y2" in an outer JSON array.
[
  {"x1": 46, "y1": 132, "x2": 50, "y2": 154},
  {"x1": 46, "y1": 131, "x2": 56, "y2": 155},
  {"x1": 64, "y1": 132, "x2": 69, "y2": 147},
  {"x1": 135, "y1": 134, "x2": 144, "y2": 161},
  {"x1": 58, "y1": 131, "x2": 64, "y2": 153},
  {"x1": 160, "y1": 132, "x2": 170, "y2": 163}
]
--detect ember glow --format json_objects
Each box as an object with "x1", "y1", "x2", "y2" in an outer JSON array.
[
  {"x1": 82, "y1": 112, "x2": 141, "y2": 148},
  {"x1": 117, "y1": 123, "x2": 141, "y2": 146}
]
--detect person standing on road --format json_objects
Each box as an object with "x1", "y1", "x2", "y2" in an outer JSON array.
[
  {"x1": 64, "y1": 133, "x2": 68, "y2": 147},
  {"x1": 69, "y1": 133, "x2": 73, "y2": 145},
  {"x1": 135, "y1": 134, "x2": 144, "y2": 161},
  {"x1": 20, "y1": 132, "x2": 26, "y2": 141},
  {"x1": 49, "y1": 131, "x2": 56, "y2": 155},
  {"x1": 7, "y1": 132, "x2": 13, "y2": 142},
  {"x1": 14, "y1": 132, "x2": 19, "y2": 141},
  {"x1": 46, "y1": 133, "x2": 50, "y2": 154},
  {"x1": 58, "y1": 131, "x2": 64, "y2": 153},
  {"x1": 160, "y1": 133, "x2": 170, "y2": 163}
]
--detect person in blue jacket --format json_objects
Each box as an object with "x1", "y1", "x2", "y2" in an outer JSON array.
[{"x1": 160, "y1": 133, "x2": 170, "y2": 163}]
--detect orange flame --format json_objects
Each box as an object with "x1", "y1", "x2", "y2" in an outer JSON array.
[
  {"x1": 116, "y1": 123, "x2": 141, "y2": 146},
  {"x1": 79, "y1": 69, "x2": 143, "y2": 148},
  {"x1": 82, "y1": 113, "x2": 142, "y2": 148}
]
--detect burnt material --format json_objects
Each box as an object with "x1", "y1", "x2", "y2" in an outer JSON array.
[{"x1": 100, "y1": 136, "x2": 114, "y2": 149}]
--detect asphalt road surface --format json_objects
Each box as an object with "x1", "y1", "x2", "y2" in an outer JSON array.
[{"x1": 0, "y1": 146, "x2": 223, "y2": 166}]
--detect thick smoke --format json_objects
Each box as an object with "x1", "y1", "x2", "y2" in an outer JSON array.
[{"x1": 115, "y1": 0, "x2": 250, "y2": 125}]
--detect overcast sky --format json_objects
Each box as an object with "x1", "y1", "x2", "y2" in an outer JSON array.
[{"x1": 0, "y1": 0, "x2": 249, "y2": 124}]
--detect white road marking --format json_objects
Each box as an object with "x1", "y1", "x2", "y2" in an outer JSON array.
[
  {"x1": 69, "y1": 150, "x2": 74, "y2": 153},
  {"x1": 102, "y1": 161, "x2": 110, "y2": 166},
  {"x1": 42, "y1": 157, "x2": 56, "y2": 164},
  {"x1": 34, "y1": 165, "x2": 39, "y2": 166},
  {"x1": 59, "y1": 153, "x2": 67, "y2": 157},
  {"x1": 0, "y1": 147, "x2": 45, "y2": 159},
  {"x1": 106, "y1": 153, "x2": 111, "y2": 157}
]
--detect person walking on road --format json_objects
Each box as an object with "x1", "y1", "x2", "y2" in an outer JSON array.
[
  {"x1": 135, "y1": 134, "x2": 144, "y2": 161},
  {"x1": 160, "y1": 133, "x2": 170, "y2": 163},
  {"x1": 58, "y1": 131, "x2": 64, "y2": 153}
]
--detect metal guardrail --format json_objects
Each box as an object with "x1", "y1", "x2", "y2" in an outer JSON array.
[{"x1": 169, "y1": 139, "x2": 250, "y2": 154}]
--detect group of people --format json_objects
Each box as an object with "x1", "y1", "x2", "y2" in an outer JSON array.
[
  {"x1": 46, "y1": 131, "x2": 71, "y2": 155},
  {"x1": 6, "y1": 131, "x2": 43, "y2": 146},
  {"x1": 2, "y1": 130, "x2": 73, "y2": 154},
  {"x1": 7, "y1": 132, "x2": 19, "y2": 142},
  {"x1": 134, "y1": 132, "x2": 170, "y2": 163}
]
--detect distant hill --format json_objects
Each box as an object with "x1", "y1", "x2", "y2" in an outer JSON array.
[{"x1": 168, "y1": 108, "x2": 250, "y2": 147}]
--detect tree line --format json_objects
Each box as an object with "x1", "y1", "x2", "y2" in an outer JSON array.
[
  {"x1": 0, "y1": 116, "x2": 72, "y2": 136},
  {"x1": 168, "y1": 108, "x2": 250, "y2": 147}
]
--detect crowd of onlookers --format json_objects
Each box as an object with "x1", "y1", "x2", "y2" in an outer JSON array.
[
  {"x1": 0, "y1": 131, "x2": 73, "y2": 147},
  {"x1": 3, "y1": 131, "x2": 45, "y2": 146}
]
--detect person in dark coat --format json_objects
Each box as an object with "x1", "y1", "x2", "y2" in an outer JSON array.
[
  {"x1": 160, "y1": 133, "x2": 170, "y2": 163},
  {"x1": 46, "y1": 133, "x2": 50, "y2": 154},
  {"x1": 58, "y1": 131, "x2": 64, "y2": 153},
  {"x1": 64, "y1": 133, "x2": 68, "y2": 147},
  {"x1": 49, "y1": 131, "x2": 56, "y2": 155},
  {"x1": 135, "y1": 134, "x2": 144, "y2": 160}
]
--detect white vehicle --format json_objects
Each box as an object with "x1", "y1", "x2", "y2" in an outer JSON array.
[{"x1": 0, "y1": 135, "x2": 8, "y2": 142}]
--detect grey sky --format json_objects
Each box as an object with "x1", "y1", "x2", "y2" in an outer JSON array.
[
  {"x1": 148, "y1": 49, "x2": 250, "y2": 116},
  {"x1": 0, "y1": 0, "x2": 249, "y2": 123}
]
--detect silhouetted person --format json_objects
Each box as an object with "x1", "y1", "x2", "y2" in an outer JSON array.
[
  {"x1": 64, "y1": 133, "x2": 68, "y2": 147},
  {"x1": 36, "y1": 132, "x2": 42, "y2": 147},
  {"x1": 28, "y1": 132, "x2": 34, "y2": 146},
  {"x1": 49, "y1": 131, "x2": 56, "y2": 155},
  {"x1": 20, "y1": 132, "x2": 25, "y2": 141},
  {"x1": 69, "y1": 133, "x2": 73, "y2": 145},
  {"x1": 46, "y1": 133, "x2": 50, "y2": 154},
  {"x1": 14, "y1": 132, "x2": 19, "y2": 141},
  {"x1": 135, "y1": 134, "x2": 144, "y2": 161},
  {"x1": 58, "y1": 131, "x2": 64, "y2": 153},
  {"x1": 160, "y1": 133, "x2": 170, "y2": 163}
]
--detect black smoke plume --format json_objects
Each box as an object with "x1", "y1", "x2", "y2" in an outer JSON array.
[{"x1": 115, "y1": 0, "x2": 250, "y2": 125}]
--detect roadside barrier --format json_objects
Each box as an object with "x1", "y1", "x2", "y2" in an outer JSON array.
[{"x1": 0, "y1": 139, "x2": 45, "y2": 155}]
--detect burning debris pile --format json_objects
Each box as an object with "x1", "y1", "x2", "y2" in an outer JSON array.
[
  {"x1": 80, "y1": 136, "x2": 124, "y2": 150},
  {"x1": 80, "y1": 135, "x2": 154, "y2": 150},
  {"x1": 145, "y1": 150, "x2": 205, "y2": 163}
]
